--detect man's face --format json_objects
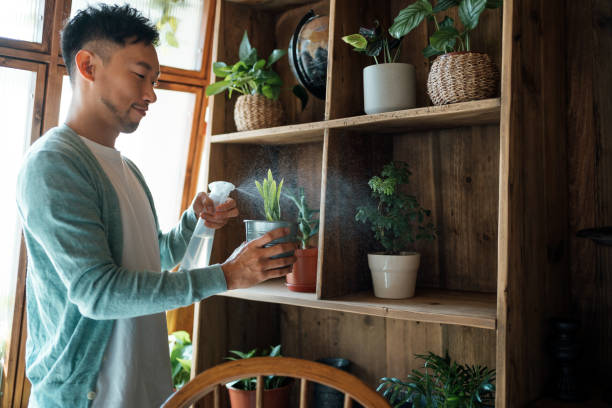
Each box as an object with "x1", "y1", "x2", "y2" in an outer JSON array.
[{"x1": 93, "y1": 40, "x2": 160, "y2": 133}]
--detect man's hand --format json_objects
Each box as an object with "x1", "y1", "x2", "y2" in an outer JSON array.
[
  {"x1": 221, "y1": 227, "x2": 298, "y2": 290},
  {"x1": 192, "y1": 192, "x2": 238, "y2": 229}
]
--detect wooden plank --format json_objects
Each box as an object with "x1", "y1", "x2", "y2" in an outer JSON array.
[
  {"x1": 223, "y1": 278, "x2": 496, "y2": 329},
  {"x1": 209, "y1": 98, "x2": 501, "y2": 144}
]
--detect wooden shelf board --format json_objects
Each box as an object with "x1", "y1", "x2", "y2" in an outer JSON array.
[
  {"x1": 210, "y1": 98, "x2": 501, "y2": 144},
  {"x1": 218, "y1": 278, "x2": 497, "y2": 330}
]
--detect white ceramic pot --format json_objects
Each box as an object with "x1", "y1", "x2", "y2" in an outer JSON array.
[
  {"x1": 367, "y1": 252, "x2": 420, "y2": 299},
  {"x1": 363, "y1": 63, "x2": 416, "y2": 115}
]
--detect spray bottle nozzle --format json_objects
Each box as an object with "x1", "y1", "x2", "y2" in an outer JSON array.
[{"x1": 208, "y1": 181, "x2": 236, "y2": 206}]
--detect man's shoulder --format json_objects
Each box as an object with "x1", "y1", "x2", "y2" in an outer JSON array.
[{"x1": 29, "y1": 124, "x2": 82, "y2": 155}]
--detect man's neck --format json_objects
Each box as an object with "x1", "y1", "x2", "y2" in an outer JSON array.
[{"x1": 65, "y1": 107, "x2": 119, "y2": 148}]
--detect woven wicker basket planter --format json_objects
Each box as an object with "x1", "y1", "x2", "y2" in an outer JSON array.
[
  {"x1": 234, "y1": 94, "x2": 285, "y2": 131},
  {"x1": 427, "y1": 52, "x2": 499, "y2": 105}
]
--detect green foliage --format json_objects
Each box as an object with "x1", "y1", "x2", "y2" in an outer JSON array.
[
  {"x1": 168, "y1": 330, "x2": 192, "y2": 389},
  {"x1": 205, "y1": 31, "x2": 308, "y2": 109},
  {"x1": 377, "y1": 352, "x2": 496, "y2": 408},
  {"x1": 355, "y1": 161, "x2": 435, "y2": 254},
  {"x1": 255, "y1": 169, "x2": 284, "y2": 221},
  {"x1": 152, "y1": 0, "x2": 185, "y2": 48},
  {"x1": 389, "y1": 0, "x2": 502, "y2": 57},
  {"x1": 342, "y1": 20, "x2": 403, "y2": 64},
  {"x1": 226, "y1": 345, "x2": 288, "y2": 390},
  {"x1": 285, "y1": 187, "x2": 319, "y2": 249}
]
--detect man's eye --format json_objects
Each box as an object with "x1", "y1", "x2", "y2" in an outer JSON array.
[{"x1": 134, "y1": 73, "x2": 145, "y2": 79}]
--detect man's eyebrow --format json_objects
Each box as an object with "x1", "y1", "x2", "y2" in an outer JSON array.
[{"x1": 136, "y1": 61, "x2": 160, "y2": 77}]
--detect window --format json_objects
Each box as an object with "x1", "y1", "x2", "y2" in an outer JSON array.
[
  {"x1": 0, "y1": 0, "x2": 45, "y2": 43},
  {"x1": 59, "y1": 77, "x2": 199, "y2": 232}
]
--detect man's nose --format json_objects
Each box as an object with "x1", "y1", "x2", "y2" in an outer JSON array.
[{"x1": 144, "y1": 83, "x2": 157, "y2": 104}]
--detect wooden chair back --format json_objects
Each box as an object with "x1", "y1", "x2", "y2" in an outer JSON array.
[{"x1": 161, "y1": 356, "x2": 391, "y2": 408}]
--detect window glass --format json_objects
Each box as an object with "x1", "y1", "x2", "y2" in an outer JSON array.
[
  {"x1": 0, "y1": 66, "x2": 37, "y2": 376},
  {"x1": 59, "y1": 77, "x2": 196, "y2": 232},
  {"x1": 70, "y1": 0, "x2": 207, "y2": 71},
  {"x1": 0, "y1": 0, "x2": 45, "y2": 43}
]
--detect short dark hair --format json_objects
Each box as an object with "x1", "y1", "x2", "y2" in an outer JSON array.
[{"x1": 61, "y1": 4, "x2": 159, "y2": 79}]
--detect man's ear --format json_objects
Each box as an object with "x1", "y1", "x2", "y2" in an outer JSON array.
[{"x1": 74, "y1": 49, "x2": 97, "y2": 82}]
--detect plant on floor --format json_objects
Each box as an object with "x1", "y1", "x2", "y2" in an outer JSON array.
[
  {"x1": 255, "y1": 169, "x2": 284, "y2": 222},
  {"x1": 355, "y1": 161, "x2": 435, "y2": 254},
  {"x1": 342, "y1": 20, "x2": 404, "y2": 64},
  {"x1": 168, "y1": 330, "x2": 192, "y2": 389},
  {"x1": 205, "y1": 31, "x2": 308, "y2": 109},
  {"x1": 377, "y1": 352, "x2": 495, "y2": 408},
  {"x1": 389, "y1": 0, "x2": 503, "y2": 58},
  {"x1": 226, "y1": 345, "x2": 289, "y2": 390},
  {"x1": 285, "y1": 187, "x2": 319, "y2": 249}
]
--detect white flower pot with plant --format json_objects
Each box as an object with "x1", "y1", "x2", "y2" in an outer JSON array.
[
  {"x1": 342, "y1": 22, "x2": 416, "y2": 115},
  {"x1": 205, "y1": 32, "x2": 308, "y2": 131},
  {"x1": 389, "y1": 0, "x2": 502, "y2": 105},
  {"x1": 356, "y1": 161, "x2": 436, "y2": 299}
]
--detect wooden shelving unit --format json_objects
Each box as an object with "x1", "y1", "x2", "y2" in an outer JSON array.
[
  {"x1": 220, "y1": 279, "x2": 497, "y2": 329},
  {"x1": 193, "y1": 1, "x2": 569, "y2": 407}
]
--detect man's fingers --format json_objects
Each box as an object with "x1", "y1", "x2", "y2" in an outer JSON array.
[
  {"x1": 252, "y1": 227, "x2": 292, "y2": 246},
  {"x1": 262, "y1": 242, "x2": 297, "y2": 258},
  {"x1": 216, "y1": 198, "x2": 236, "y2": 211},
  {"x1": 263, "y1": 264, "x2": 294, "y2": 279}
]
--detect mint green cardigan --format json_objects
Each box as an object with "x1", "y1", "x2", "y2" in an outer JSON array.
[{"x1": 16, "y1": 124, "x2": 227, "y2": 408}]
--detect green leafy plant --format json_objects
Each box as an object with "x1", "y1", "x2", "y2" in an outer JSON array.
[
  {"x1": 378, "y1": 352, "x2": 495, "y2": 408},
  {"x1": 389, "y1": 0, "x2": 503, "y2": 58},
  {"x1": 226, "y1": 345, "x2": 289, "y2": 390},
  {"x1": 356, "y1": 161, "x2": 435, "y2": 254},
  {"x1": 168, "y1": 330, "x2": 192, "y2": 389},
  {"x1": 255, "y1": 169, "x2": 284, "y2": 222},
  {"x1": 342, "y1": 20, "x2": 404, "y2": 64},
  {"x1": 205, "y1": 31, "x2": 308, "y2": 110},
  {"x1": 285, "y1": 187, "x2": 319, "y2": 249},
  {"x1": 152, "y1": 0, "x2": 186, "y2": 48}
]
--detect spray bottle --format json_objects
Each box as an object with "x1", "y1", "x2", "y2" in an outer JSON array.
[{"x1": 181, "y1": 181, "x2": 235, "y2": 270}]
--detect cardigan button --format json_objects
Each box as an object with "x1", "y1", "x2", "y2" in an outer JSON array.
[{"x1": 87, "y1": 391, "x2": 96, "y2": 400}]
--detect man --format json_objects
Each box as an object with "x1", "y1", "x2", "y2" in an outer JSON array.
[{"x1": 16, "y1": 4, "x2": 296, "y2": 407}]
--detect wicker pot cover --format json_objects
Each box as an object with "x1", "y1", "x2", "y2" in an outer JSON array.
[
  {"x1": 234, "y1": 94, "x2": 285, "y2": 131},
  {"x1": 427, "y1": 52, "x2": 499, "y2": 105}
]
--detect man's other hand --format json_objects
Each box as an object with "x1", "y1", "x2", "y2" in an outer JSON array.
[{"x1": 192, "y1": 192, "x2": 238, "y2": 229}]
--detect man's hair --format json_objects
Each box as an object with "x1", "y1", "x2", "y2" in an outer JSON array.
[{"x1": 61, "y1": 4, "x2": 159, "y2": 79}]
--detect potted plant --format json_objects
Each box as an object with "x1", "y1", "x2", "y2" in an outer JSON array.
[
  {"x1": 168, "y1": 330, "x2": 193, "y2": 390},
  {"x1": 390, "y1": 0, "x2": 502, "y2": 105},
  {"x1": 284, "y1": 187, "x2": 319, "y2": 293},
  {"x1": 244, "y1": 169, "x2": 297, "y2": 258},
  {"x1": 225, "y1": 345, "x2": 292, "y2": 408},
  {"x1": 377, "y1": 352, "x2": 496, "y2": 407},
  {"x1": 205, "y1": 31, "x2": 308, "y2": 131},
  {"x1": 355, "y1": 161, "x2": 435, "y2": 299},
  {"x1": 342, "y1": 20, "x2": 416, "y2": 115}
]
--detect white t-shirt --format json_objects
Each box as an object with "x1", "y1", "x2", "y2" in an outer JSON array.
[{"x1": 80, "y1": 137, "x2": 173, "y2": 408}]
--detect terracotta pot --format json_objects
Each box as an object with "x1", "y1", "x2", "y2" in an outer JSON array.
[
  {"x1": 286, "y1": 247, "x2": 317, "y2": 292},
  {"x1": 226, "y1": 381, "x2": 292, "y2": 408}
]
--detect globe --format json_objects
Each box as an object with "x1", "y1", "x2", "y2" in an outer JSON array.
[{"x1": 288, "y1": 11, "x2": 329, "y2": 100}]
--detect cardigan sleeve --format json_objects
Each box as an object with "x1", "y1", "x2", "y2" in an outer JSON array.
[{"x1": 17, "y1": 149, "x2": 227, "y2": 320}]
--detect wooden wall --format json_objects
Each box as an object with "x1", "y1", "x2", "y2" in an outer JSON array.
[{"x1": 566, "y1": 0, "x2": 612, "y2": 402}]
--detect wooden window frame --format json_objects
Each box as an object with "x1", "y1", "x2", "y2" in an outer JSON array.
[{"x1": 0, "y1": 1, "x2": 215, "y2": 406}]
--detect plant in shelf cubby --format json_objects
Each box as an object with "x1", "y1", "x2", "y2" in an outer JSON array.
[
  {"x1": 285, "y1": 187, "x2": 319, "y2": 293},
  {"x1": 390, "y1": 0, "x2": 501, "y2": 105},
  {"x1": 244, "y1": 170, "x2": 298, "y2": 260},
  {"x1": 205, "y1": 31, "x2": 308, "y2": 131},
  {"x1": 342, "y1": 20, "x2": 416, "y2": 115},
  {"x1": 356, "y1": 161, "x2": 435, "y2": 299},
  {"x1": 378, "y1": 352, "x2": 495, "y2": 407}
]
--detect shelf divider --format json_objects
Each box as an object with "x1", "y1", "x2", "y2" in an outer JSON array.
[{"x1": 218, "y1": 278, "x2": 497, "y2": 330}]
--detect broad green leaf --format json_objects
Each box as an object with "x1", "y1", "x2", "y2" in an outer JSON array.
[
  {"x1": 342, "y1": 33, "x2": 368, "y2": 50},
  {"x1": 261, "y1": 84, "x2": 280, "y2": 100},
  {"x1": 292, "y1": 85, "x2": 308, "y2": 111},
  {"x1": 232, "y1": 61, "x2": 249, "y2": 72},
  {"x1": 389, "y1": 0, "x2": 433, "y2": 39},
  {"x1": 459, "y1": 0, "x2": 487, "y2": 31},
  {"x1": 238, "y1": 31, "x2": 252, "y2": 61},
  {"x1": 439, "y1": 16, "x2": 455, "y2": 28},
  {"x1": 430, "y1": 26, "x2": 459, "y2": 51},
  {"x1": 432, "y1": 0, "x2": 460, "y2": 12},
  {"x1": 267, "y1": 49, "x2": 286, "y2": 66},
  {"x1": 205, "y1": 80, "x2": 230, "y2": 96},
  {"x1": 165, "y1": 31, "x2": 179, "y2": 47},
  {"x1": 170, "y1": 330, "x2": 191, "y2": 345},
  {"x1": 177, "y1": 357, "x2": 192, "y2": 372},
  {"x1": 253, "y1": 59, "x2": 266, "y2": 70},
  {"x1": 212, "y1": 62, "x2": 231, "y2": 77},
  {"x1": 243, "y1": 48, "x2": 258, "y2": 66}
]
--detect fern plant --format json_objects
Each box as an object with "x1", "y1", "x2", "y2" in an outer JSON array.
[
  {"x1": 285, "y1": 187, "x2": 319, "y2": 249},
  {"x1": 255, "y1": 169, "x2": 284, "y2": 221},
  {"x1": 226, "y1": 345, "x2": 288, "y2": 390},
  {"x1": 355, "y1": 161, "x2": 435, "y2": 254},
  {"x1": 377, "y1": 352, "x2": 496, "y2": 408}
]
